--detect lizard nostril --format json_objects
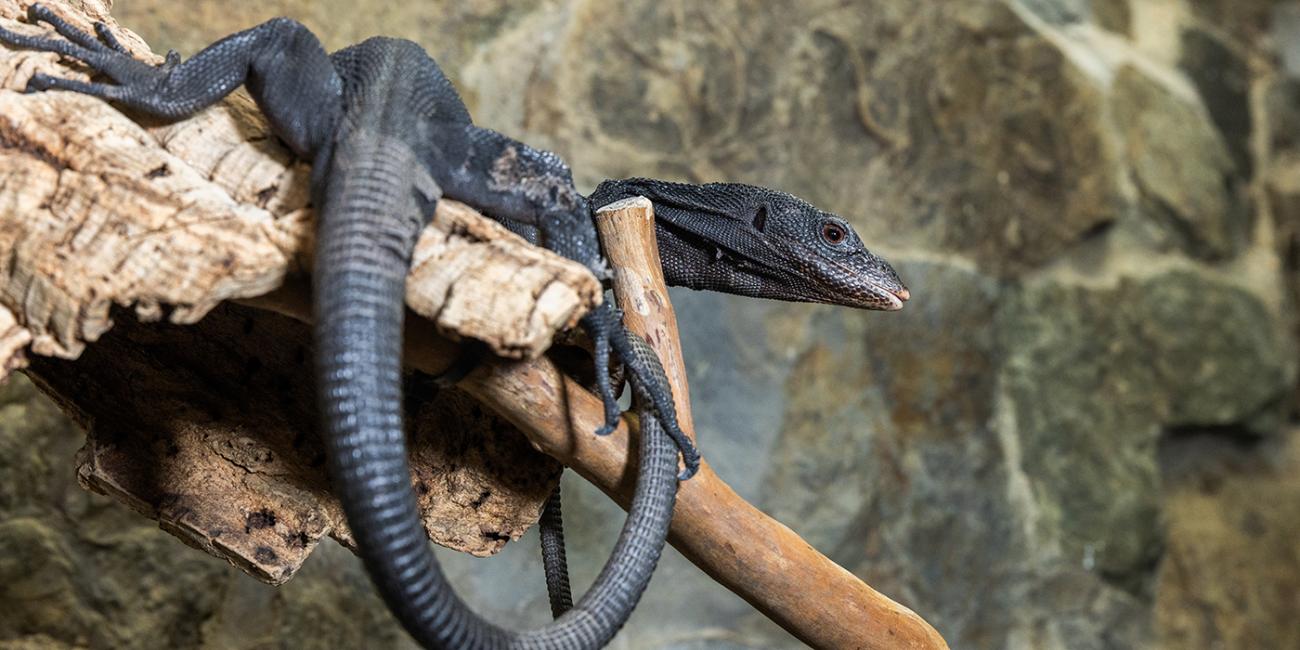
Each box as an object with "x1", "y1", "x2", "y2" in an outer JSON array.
[{"x1": 894, "y1": 288, "x2": 910, "y2": 301}]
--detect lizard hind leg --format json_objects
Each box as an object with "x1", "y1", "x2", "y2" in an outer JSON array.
[{"x1": 1, "y1": 9, "x2": 341, "y2": 157}]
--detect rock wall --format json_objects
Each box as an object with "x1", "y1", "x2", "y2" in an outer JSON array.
[{"x1": 2, "y1": 0, "x2": 1298, "y2": 648}]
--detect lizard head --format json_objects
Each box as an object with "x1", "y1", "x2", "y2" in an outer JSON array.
[{"x1": 590, "y1": 178, "x2": 909, "y2": 311}]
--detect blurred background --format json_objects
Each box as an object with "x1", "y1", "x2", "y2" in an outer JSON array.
[{"x1": 3, "y1": 0, "x2": 1299, "y2": 648}]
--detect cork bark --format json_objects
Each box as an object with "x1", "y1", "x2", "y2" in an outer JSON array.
[{"x1": 0, "y1": 0, "x2": 599, "y2": 370}]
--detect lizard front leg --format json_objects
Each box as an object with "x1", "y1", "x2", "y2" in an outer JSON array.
[{"x1": 442, "y1": 127, "x2": 701, "y2": 477}]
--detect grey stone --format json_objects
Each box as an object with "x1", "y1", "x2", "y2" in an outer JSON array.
[
  {"x1": 1015, "y1": 0, "x2": 1089, "y2": 25},
  {"x1": 1276, "y1": 3, "x2": 1300, "y2": 76},
  {"x1": 490, "y1": 1, "x2": 1125, "y2": 275},
  {"x1": 1155, "y1": 428, "x2": 1300, "y2": 650},
  {"x1": 1266, "y1": 78, "x2": 1300, "y2": 153},
  {"x1": 1000, "y1": 272, "x2": 1287, "y2": 594},
  {"x1": 1111, "y1": 66, "x2": 1251, "y2": 260},
  {"x1": 1188, "y1": 0, "x2": 1285, "y2": 45},
  {"x1": 1179, "y1": 27, "x2": 1254, "y2": 176}
]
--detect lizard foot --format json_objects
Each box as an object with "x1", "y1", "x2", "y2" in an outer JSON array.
[
  {"x1": 89, "y1": 19, "x2": 182, "y2": 71},
  {"x1": 582, "y1": 306, "x2": 624, "y2": 437},
  {"x1": 581, "y1": 303, "x2": 701, "y2": 480},
  {"x1": 0, "y1": 4, "x2": 169, "y2": 105}
]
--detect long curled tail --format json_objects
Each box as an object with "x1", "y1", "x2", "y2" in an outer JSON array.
[
  {"x1": 313, "y1": 132, "x2": 494, "y2": 648},
  {"x1": 538, "y1": 332, "x2": 682, "y2": 623},
  {"x1": 315, "y1": 132, "x2": 680, "y2": 649}
]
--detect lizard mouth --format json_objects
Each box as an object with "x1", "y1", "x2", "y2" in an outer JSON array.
[
  {"x1": 876, "y1": 286, "x2": 909, "y2": 311},
  {"x1": 807, "y1": 252, "x2": 909, "y2": 312},
  {"x1": 844, "y1": 281, "x2": 907, "y2": 311}
]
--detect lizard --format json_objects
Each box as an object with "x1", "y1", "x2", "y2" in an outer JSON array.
[
  {"x1": 535, "y1": 182, "x2": 910, "y2": 616},
  {"x1": 0, "y1": 5, "x2": 913, "y2": 644},
  {"x1": 0, "y1": 6, "x2": 697, "y2": 649}
]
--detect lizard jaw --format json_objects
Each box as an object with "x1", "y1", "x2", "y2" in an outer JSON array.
[
  {"x1": 881, "y1": 287, "x2": 909, "y2": 311},
  {"x1": 855, "y1": 283, "x2": 907, "y2": 311}
]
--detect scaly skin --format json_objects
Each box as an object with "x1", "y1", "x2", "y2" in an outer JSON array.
[
  {"x1": 590, "y1": 178, "x2": 909, "y2": 310},
  {"x1": 0, "y1": 6, "x2": 691, "y2": 649}
]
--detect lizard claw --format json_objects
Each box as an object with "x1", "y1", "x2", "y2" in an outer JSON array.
[
  {"x1": 582, "y1": 304, "x2": 703, "y2": 481},
  {"x1": 668, "y1": 432, "x2": 700, "y2": 480},
  {"x1": 27, "y1": 3, "x2": 56, "y2": 24},
  {"x1": 583, "y1": 307, "x2": 623, "y2": 436},
  {"x1": 662, "y1": 412, "x2": 700, "y2": 480},
  {"x1": 162, "y1": 49, "x2": 182, "y2": 70},
  {"x1": 25, "y1": 73, "x2": 55, "y2": 93}
]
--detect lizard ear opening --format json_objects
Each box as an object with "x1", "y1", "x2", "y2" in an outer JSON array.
[{"x1": 751, "y1": 205, "x2": 768, "y2": 232}]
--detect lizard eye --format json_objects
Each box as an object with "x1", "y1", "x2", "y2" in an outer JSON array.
[
  {"x1": 820, "y1": 221, "x2": 848, "y2": 245},
  {"x1": 751, "y1": 206, "x2": 768, "y2": 232}
]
